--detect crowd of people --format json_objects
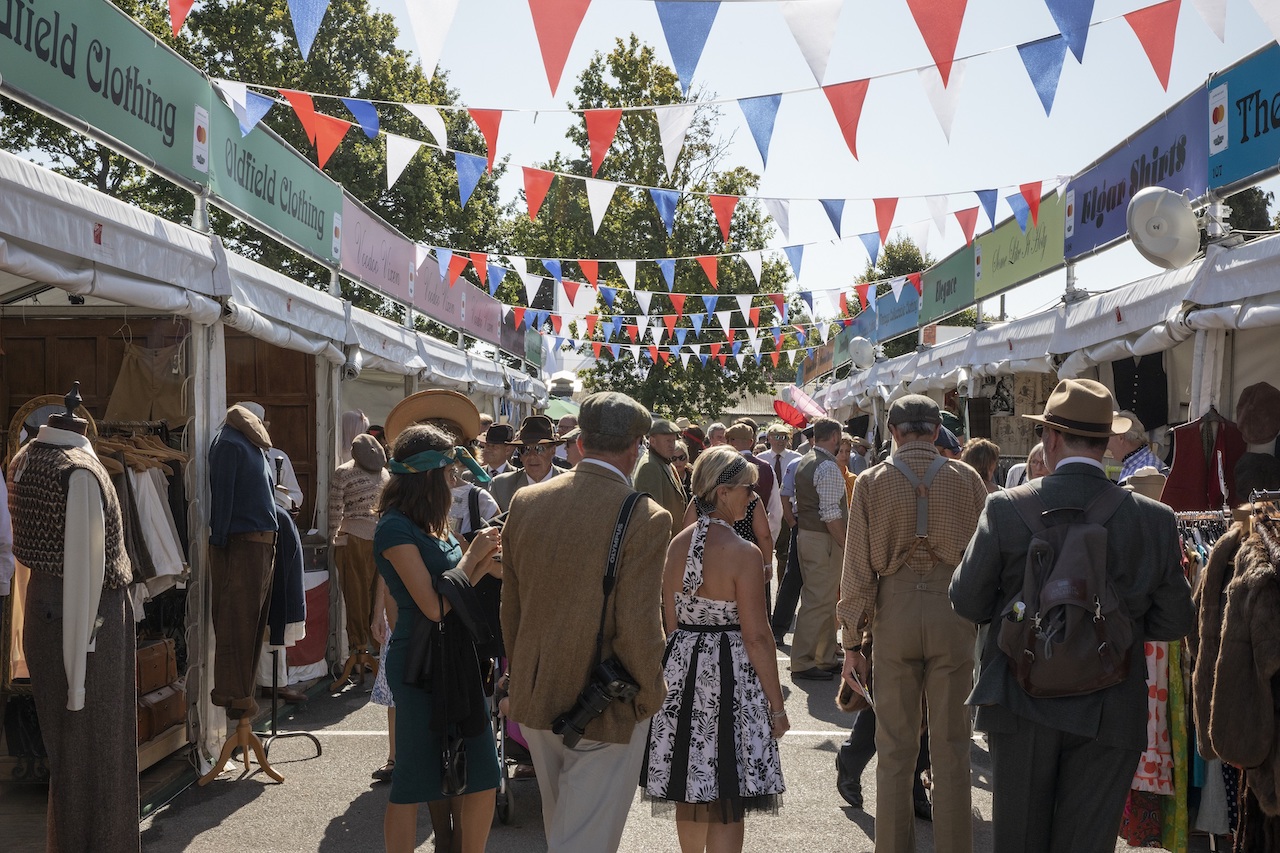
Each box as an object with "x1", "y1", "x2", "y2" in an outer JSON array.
[{"x1": 348, "y1": 379, "x2": 1193, "y2": 853}]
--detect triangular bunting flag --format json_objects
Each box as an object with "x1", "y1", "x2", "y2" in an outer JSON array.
[
  {"x1": 839, "y1": 292, "x2": 849, "y2": 316},
  {"x1": 169, "y1": 0, "x2": 196, "y2": 36},
  {"x1": 780, "y1": 0, "x2": 845, "y2": 84},
  {"x1": 710, "y1": 342, "x2": 722, "y2": 358},
  {"x1": 1017, "y1": 34, "x2": 1069, "y2": 116},
  {"x1": 741, "y1": 252, "x2": 762, "y2": 286},
  {"x1": 454, "y1": 151, "x2": 487, "y2": 208},
  {"x1": 239, "y1": 91, "x2": 276, "y2": 137},
  {"x1": 635, "y1": 290, "x2": 654, "y2": 315},
  {"x1": 468, "y1": 108, "x2": 502, "y2": 171},
  {"x1": 585, "y1": 314, "x2": 599, "y2": 337},
  {"x1": 650, "y1": 188, "x2": 679, "y2": 236},
  {"x1": 648, "y1": 345, "x2": 660, "y2": 363},
  {"x1": 542, "y1": 258, "x2": 562, "y2": 283},
  {"x1": 404, "y1": 104, "x2": 448, "y2": 148},
  {"x1": 858, "y1": 232, "x2": 880, "y2": 268},
  {"x1": 736, "y1": 293, "x2": 754, "y2": 317},
  {"x1": 287, "y1": 0, "x2": 330, "y2": 61},
  {"x1": 905, "y1": 0, "x2": 969, "y2": 87},
  {"x1": 585, "y1": 108, "x2": 623, "y2": 176},
  {"x1": 513, "y1": 307, "x2": 527, "y2": 328},
  {"x1": 909, "y1": 218, "x2": 931, "y2": 257},
  {"x1": 591, "y1": 341, "x2": 603, "y2": 358},
  {"x1": 770, "y1": 294, "x2": 788, "y2": 323},
  {"x1": 735, "y1": 352, "x2": 747, "y2": 369},
  {"x1": 610, "y1": 315, "x2": 625, "y2": 340},
  {"x1": 907, "y1": 272, "x2": 923, "y2": 296},
  {"x1": 404, "y1": 0, "x2": 461, "y2": 81},
  {"x1": 657, "y1": 258, "x2": 677, "y2": 291},
  {"x1": 770, "y1": 351, "x2": 780, "y2": 368},
  {"x1": 1020, "y1": 181, "x2": 1043, "y2": 227},
  {"x1": 470, "y1": 252, "x2": 488, "y2": 284},
  {"x1": 340, "y1": 97, "x2": 380, "y2": 139},
  {"x1": 550, "y1": 315, "x2": 563, "y2": 335},
  {"x1": 977, "y1": 189, "x2": 998, "y2": 228},
  {"x1": 670, "y1": 293, "x2": 687, "y2": 316},
  {"x1": 488, "y1": 264, "x2": 507, "y2": 296},
  {"x1": 800, "y1": 291, "x2": 814, "y2": 315},
  {"x1": 599, "y1": 285, "x2": 616, "y2": 307},
  {"x1": 616, "y1": 260, "x2": 637, "y2": 289},
  {"x1": 771, "y1": 325, "x2": 782, "y2": 348},
  {"x1": 874, "y1": 197, "x2": 898, "y2": 245},
  {"x1": 517, "y1": 270, "x2": 541, "y2": 304},
  {"x1": 1125, "y1": 0, "x2": 1180, "y2": 91},
  {"x1": 1191, "y1": 0, "x2": 1226, "y2": 41},
  {"x1": 435, "y1": 249, "x2": 452, "y2": 281},
  {"x1": 918, "y1": 60, "x2": 967, "y2": 141},
  {"x1": 702, "y1": 294, "x2": 719, "y2": 315},
  {"x1": 738, "y1": 94, "x2": 782, "y2": 167},
  {"x1": 854, "y1": 283, "x2": 870, "y2": 310},
  {"x1": 715, "y1": 310, "x2": 733, "y2": 331},
  {"x1": 579, "y1": 259, "x2": 599, "y2": 288},
  {"x1": 676, "y1": 328, "x2": 689, "y2": 345},
  {"x1": 1044, "y1": 0, "x2": 1096, "y2": 62},
  {"x1": 280, "y1": 89, "x2": 319, "y2": 143},
  {"x1": 710, "y1": 195, "x2": 738, "y2": 243},
  {"x1": 313, "y1": 113, "x2": 351, "y2": 169},
  {"x1": 655, "y1": 103, "x2": 697, "y2": 176},
  {"x1": 783, "y1": 245, "x2": 804, "y2": 280},
  {"x1": 867, "y1": 287, "x2": 878, "y2": 312},
  {"x1": 1006, "y1": 192, "x2": 1031, "y2": 232},
  {"x1": 655, "y1": 1, "x2": 721, "y2": 93},
  {"x1": 584, "y1": 178, "x2": 617, "y2": 234},
  {"x1": 523, "y1": 167, "x2": 555, "y2": 221},
  {"x1": 446, "y1": 253, "x2": 470, "y2": 287},
  {"x1": 890, "y1": 277, "x2": 906, "y2": 301},
  {"x1": 527, "y1": 0, "x2": 593, "y2": 95},
  {"x1": 386, "y1": 133, "x2": 423, "y2": 189},
  {"x1": 750, "y1": 306, "x2": 763, "y2": 328},
  {"x1": 681, "y1": 352, "x2": 692, "y2": 368},
  {"x1": 926, "y1": 195, "x2": 949, "y2": 237},
  {"x1": 625, "y1": 324, "x2": 638, "y2": 343},
  {"x1": 663, "y1": 313, "x2": 678, "y2": 338},
  {"x1": 690, "y1": 313, "x2": 704, "y2": 335},
  {"x1": 697, "y1": 256, "x2": 718, "y2": 289},
  {"x1": 764, "y1": 198, "x2": 791, "y2": 241},
  {"x1": 820, "y1": 198, "x2": 845, "y2": 237},
  {"x1": 610, "y1": 344, "x2": 621, "y2": 359},
  {"x1": 823, "y1": 79, "x2": 871, "y2": 160},
  {"x1": 562, "y1": 280, "x2": 581, "y2": 303}
]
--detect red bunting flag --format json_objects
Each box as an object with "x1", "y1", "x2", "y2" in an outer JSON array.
[
  {"x1": 313, "y1": 113, "x2": 352, "y2": 169},
  {"x1": 662, "y1": 314, "x2": 678, "y2": 338},
  {"x1": 710, "y1": 342, "x2": 722, "y2": 357},
  {"x1": 280, "y1": 89, "x2": 319, "y2": 143},
  {"x1": 579, "y1": 258, "x2": 599, "y2": 287},
  {"x1": 523, "y1": 167, "x2": 555, "y2": 220},
  {"x1": 669, "y1": 293, "x2": 687, "y2": 316},
  {"x1": 658, "y1": 351, "x2": 670, "y2": 365},
  {"x1": 907, "y1": 272, "x2": 924, "y2": 296},
  {"x1": 905, "y1": 0, "x2": 969, "y2": 87},
  {"x1": 592, "y1": 341, "x2": 603, "y2": 358},
  {"x1": 550, "y1": 314, "x2": 563, "y2": 334},
  {"x1": 769, "y1": 293, "x2": 786, "y2": 317},
  {"x1": 710, "y1": 195, "x2": 738, "y2": 243},
  {"x1": 1125, "y1": 0, "x2": 1181, "y2": 91},
  {"x1": 954, "y1": 207, "x2": 979, "y2": 245},
  {"x1": 717, "y1": 354, "x2": 727, "y2": 366},
  {"x1": 512, "y1": 306, "x2": 527, "y2": 328},
  {"x1": 874, "y1": 197, "x2": 898, "y2": 245},
  {"x1": 585, "y1": 314, "x2": 599, "y2": 337},
  {"x1": 446, "y1": 253, "x2": 470, "y2": 287},
  {"x1": 725, "y1": 328, "x2": 735, "y2": 344},
  {"x1": 854, "y1": 283, "x2": 870, "y2": 310},
  {"x1": 770, "y1": 351, "x2": 780, "y2": 368},
  {"x1": 823, "y1": 79, "x2": 870, "y2": 160},
  {"x1": 562, "y1": 280, "x2": 580, "y2": 303},
  {"x1": 625, "y1": 324, "x2": 638, "y2": 343},
  {"x1": 1019, "y1": 182, "x2": 1042, "y2": 227},
  {"x1": 839, "y1": 292, "x2": 849, "y2": 316},
  {"x1": 468, "y1": 109, "x2": 502, "y2": 171},
  {"x1": 584, "y1": 109, "x2": 623, "y2": 176},
  {"x1": 696, "y1": 256, "x2": 718, "y2": 289},
  {"x1": 169, "y1": 0, "x2": 195, "y2": 35},
  {"x1": 648, "y1": 345, "x2": 659, "y2": 363},
  {"x1": 749, "y1": 306, "x2": 762, "y2": 328},
  {"x1": 470, "y1": 253, "x2": 488, "y2": 284},
  {"x1": 527, "y1": 0, "x2": 593, "y2": 95}
]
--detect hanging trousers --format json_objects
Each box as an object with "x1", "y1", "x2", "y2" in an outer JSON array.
[{"x1": 209, "y1": 532, "x2": 275, "y2": 718}]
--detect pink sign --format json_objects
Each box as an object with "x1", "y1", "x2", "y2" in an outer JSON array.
[
  {"x1": 465, "y1": 288, "x2": 503, "y2": 347},
  {"x1": 340, "y1": 196, "x2": 415, "y2": 303},
  {"x1": 413, "y1": 246, "x2": 464, "y2": 328}
]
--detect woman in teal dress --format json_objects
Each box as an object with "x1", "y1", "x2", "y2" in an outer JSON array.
[{"x1": 374, "y1": 423, "x2": 502, "y2": 853}]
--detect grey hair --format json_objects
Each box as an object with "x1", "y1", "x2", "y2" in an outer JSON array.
[
  {"x1": 1117, "y1": 410, "x2": 1147, "y2": 445},
  {"x1": 895, "y1": 421, "x2": 938, "y2": 438}
]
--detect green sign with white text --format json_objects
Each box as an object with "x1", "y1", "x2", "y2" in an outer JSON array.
[
  {"x1": 0, "y1": 0, "x2": 211, "y2": 186},
  {"x1": 920, "y1": 244, "x2": 975, "y2": 324},
  {"x1": 524, "y1": 329, "x2": 543, "y2": 368},
  {"x1": 974, "y1": 192, "x2": 1064, "y2": 300}
]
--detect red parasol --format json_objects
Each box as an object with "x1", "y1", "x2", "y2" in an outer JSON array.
[{"x1": 773, "y1": 400, "x2": 809, "y2": 428}]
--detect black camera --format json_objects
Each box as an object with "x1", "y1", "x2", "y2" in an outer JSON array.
[{"x1": 552, "y1": 658, "x2": 641, "y2": 747}]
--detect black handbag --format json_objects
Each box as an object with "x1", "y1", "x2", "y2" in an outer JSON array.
[
  {"x1": 440, "y1": 729, "x2": 468, "y2": 796},
  {"x1": 402, "y1": 603, "x2": 439, "y2": 688}
]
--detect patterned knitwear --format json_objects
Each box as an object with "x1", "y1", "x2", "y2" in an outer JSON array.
[
  {"x1": 328, "y1": 459, "x2": 390, "y2": 540},
  {"x1": 8, "y1": 442, "x2": 132, "y2": 588}
]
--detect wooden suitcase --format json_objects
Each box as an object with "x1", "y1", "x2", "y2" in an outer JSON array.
[
  {"x1": 136, "y1": 638, "x2": 177, "y2": 695},
  {"x1": 137, "y1": 685, "x2": 185, "y2": 744}
]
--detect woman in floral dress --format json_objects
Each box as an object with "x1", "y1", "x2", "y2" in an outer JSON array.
[{"x1": 643, "y1": 445, "x2": 787, "y2": 853}]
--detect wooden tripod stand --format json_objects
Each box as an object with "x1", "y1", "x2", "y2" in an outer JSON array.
[
  {"x1": 197, "y1": 717, "x2": 285, "y2": 786},
  {"x1": 329, "y1": 650, "x2": 379, "y2": 691}
]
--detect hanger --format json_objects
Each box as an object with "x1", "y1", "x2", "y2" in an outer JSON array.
[{"x1": 115, "y1": 321, "x2": 133, "y2": 346}]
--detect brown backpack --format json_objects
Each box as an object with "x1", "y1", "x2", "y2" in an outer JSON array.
[{"x1": 996, "y1": 484, "x2": 1134, "y2": 698}]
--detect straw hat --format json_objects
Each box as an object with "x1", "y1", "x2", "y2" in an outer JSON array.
[
  {"x1": 384, "y1": 389, "x2": 482, "y2": 443},
  {"x1": 1023, "y1": 379, "x2": 1131, "y2": 438},
  {"x1": 1123, "y1": 466, "x2": 1167, "y2": 501}
]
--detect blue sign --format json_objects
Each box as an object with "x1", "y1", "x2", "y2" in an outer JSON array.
[
  {"x1": 1064, "y1": 88, "x2": 1208, "y2": 259},
  {"x1": 876, "y1": 284, "x2": 920, "y2": 342},
  {"x1": 1207, "y1": 43, "x2": 1280, "y2": 191},
  {"x1": 847, "y1": 306, "x2": 877, "y2": 342}
]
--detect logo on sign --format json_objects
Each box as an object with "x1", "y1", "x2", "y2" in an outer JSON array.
[
  {"x1": 1209, "y1": 83, "x2": 1229, "y2": 156},
  {"x1": 973, "y1": 242, "x2": 983, "y2": 283},
  {"x1": 1064, "y1": 189, "x2": 1075, "y2": 240},
  {"x1": 192, "y1": 105, "x2": 209, "y2": 173},
  {"x1": 331, "y1": 212, "x2": 342, "y2": 260}
]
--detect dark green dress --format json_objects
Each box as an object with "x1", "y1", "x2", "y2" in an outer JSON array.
[{"x1": 374, "y1": 509, "x2": 499, "y2": 804}]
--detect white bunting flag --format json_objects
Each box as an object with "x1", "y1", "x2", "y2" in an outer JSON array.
[
  {"x1": 216, "y1": 79, "x2": 249, "y2": 120},
  {"x1": 584, "y1": 178, "x2": 618, "y2": 234},
  {"x1": 616, "y1": 259, "x2": 637, "y2": 290},
  {"x1": 1191, "y1": 0, "x2": 1226, "y2": 41},
  {"x1": 404, "y1": 104, "x2": 449, "y2": 149},
  {"x1": 741, "y1": 251, "x2": 762, "y2": 286},
  {"x1": 735, "y1": 352, "x2": 747, "y2": 368},
  {"x1": 680, "y1": 352, "x2": 692, "y2": 368},
  {"x1": 890, "y1": 276, "x2": 906, "y2": 301},
  {"x1": 764, "y1": 198, "x2": 791, "y2": 242},
  {"x1": 780, "y1": 0, "x2": 845, "y2": 85},
  {"x1": 518, "y1": 270, "x2": 542, "y2": 305},
  {"x1": 1252, "y1": 0, "x2": 1280, "y2": 44},
  {"x1": 919, "y1": 59, "x2": 967, "y2": 141},
  {"x1": 926, "y1": 195, "x2": 949, "y2": 238},
  {"x1": 655, "y1": 103, "x2": 698, "y2": 177},
  {"x1": 405, "y1": 0, "x2": 461, "y2": 81},
  {"x1": 386, "y1": 133, "x2": 423, "y2": 189},
  {"x1": 715, "y1": 310, "x2": 733, "y2": 330},
  {"x1": 735, "y1": 293, "x2": 754, "y2": 317},
  {"x1": 634, "y1": 290, "x2": 654, "y2": 316},
  {"x1": 788, "y1": 350, "x2": 800, "y2": 366},
  {"x1": 652, "y1": 318, "x2": 665, "y2": 342},
  {"x1": 630, "y1": 345, "x2": 641, "y2": 361},
  {"x1": 908, "y1": 219, "x2": 931, "y2": 257},
  {"x1": 817, "y1": 322, "x2": 831, "y2": 344}
]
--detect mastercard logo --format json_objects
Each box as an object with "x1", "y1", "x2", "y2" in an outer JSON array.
[
  {"x1": 196, "y1": 125, "x2": 207, "y2": 143},
  {"x1": 1212, "y1": 104, "x2": 1226, "y2": 124},
  {"x1": 1066, "y1": 202, "x2": 1074, "y2": 218}
]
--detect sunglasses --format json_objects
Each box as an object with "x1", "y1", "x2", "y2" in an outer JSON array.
[
  {"x1": 1034, "y1": 425, "x2": 1044, "y2": 437},
  {"x1": 518, "y1": 445, "x2": 552, "y2": 456},
  {"x1": 672, "y1": 454, "x2": 687, "y2": 462}
]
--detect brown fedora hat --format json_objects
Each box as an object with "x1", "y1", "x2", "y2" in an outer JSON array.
[
  {"x1": 510, "y1": 414, "x2": 562, "y2": 447},
  {"x1": 1023, "y1": 378, "x2": 1131, "y2": 438},
  {"x1": 385, "y1": 389, "x2": 482, "y2": 443}
]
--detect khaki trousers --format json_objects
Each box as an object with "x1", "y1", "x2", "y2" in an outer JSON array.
[
  {"x1": 871, "y1": 564, "x2": 976, "y2": 853},
  {"x1": 335, "y1": 536, "x2": 378, "y2": 651},
  {"x1": 790, "y1": 528, "x2": 842, "y2": 672},
  {"x1": 209, "y1": 533, "x2": 275, "y2": 718}
]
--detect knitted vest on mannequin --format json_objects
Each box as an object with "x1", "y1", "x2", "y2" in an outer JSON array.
[{"x1": 9, "y1": 442, "x2": 132, "y2": 588}]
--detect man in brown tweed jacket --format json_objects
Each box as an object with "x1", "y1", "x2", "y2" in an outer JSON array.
[{"x1": 501, "y1": 391, "x2": 670, "y2": 853}]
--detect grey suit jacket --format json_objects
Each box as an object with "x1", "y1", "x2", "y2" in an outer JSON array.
[
  {"x1": 950, "y1": 463, "x2": 1194, "y2": 750},
  {"x1": 486, "y1": 467, "x2": 559, "y2": 514}
]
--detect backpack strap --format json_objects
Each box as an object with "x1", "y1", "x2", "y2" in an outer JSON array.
[
  {"x1": 885, "y1": 454, "x2": 949, "y2": 566},
  {"x1": 1010, "y1": 481, "x2": 1129, "y2": 533},
  {"x1": 467, "y1": 485, "x2": 482, "y2": 533},
  {"x1": 1009, "y1": 485, "x2": 1051, "y2": 534},
  {"x1": 1083, "y1": 483, "x2": 1130, "y2": 526}
]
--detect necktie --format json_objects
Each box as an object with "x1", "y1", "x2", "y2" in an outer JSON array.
[{"x1": 773, "y1": 453, "x2": 782, "y2": 487}]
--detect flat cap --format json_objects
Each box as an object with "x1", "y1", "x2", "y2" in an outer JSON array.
[
  {"x1": 887, "y1": 394, "x2": 942, "y2": 427},
  {"x1": 579, "y1": 391, "x2": 652, "y2": 441},
  {"x1": 649, "y1": 418, "x2": 681, "y2": 436}
]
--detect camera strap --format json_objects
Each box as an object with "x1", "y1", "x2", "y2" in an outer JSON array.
[{"x1": 593, "y1": 491, "x2": 646, "y2": 668}]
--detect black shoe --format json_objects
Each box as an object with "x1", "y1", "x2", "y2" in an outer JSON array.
[
  {"x1": 792, "y1": 667, "x2": 835, "y2": 681},
  {"x1": 774, "y1": 635, "x2": 787, "y2": 649},
  {"x1": 371, "y1": 760, "x2": 395, "y2": 783},
  {"x1": 913, "y1": 794, "x2": 932, "y2": 822},
  {"x1": 836, "y1": 761, "x2": 863, "y2": 808}
]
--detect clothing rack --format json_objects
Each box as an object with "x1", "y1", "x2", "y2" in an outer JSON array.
[
  {"x1": 99, "y1": 420, "x2": 168, "y2": 437},
  {"x1": 1174, "y1": 509, "x2": 1230, "y2": 523}
]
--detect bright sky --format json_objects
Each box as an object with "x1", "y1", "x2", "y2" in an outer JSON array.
[{"x1": 366, "y1": 0, "x2": 1277, "y2": 326}]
